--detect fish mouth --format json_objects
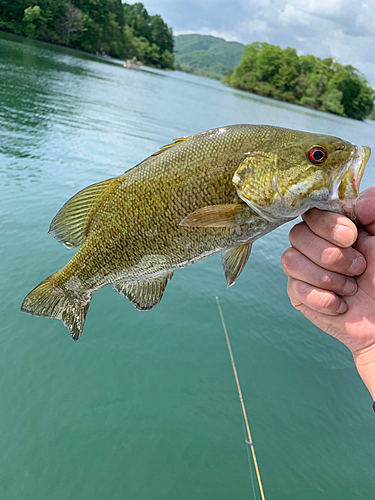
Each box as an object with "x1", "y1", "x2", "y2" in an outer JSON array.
[
  {"x1": 352, "y1": 145, "x2": 371, "y2": 189},
  {"x1": 331, "y1": 145, "x2": 371, "y2": 200}
]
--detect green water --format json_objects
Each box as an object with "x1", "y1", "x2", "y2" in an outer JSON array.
[{"x1": 1, "y1": 31, "x2": 375, "y2": 499}]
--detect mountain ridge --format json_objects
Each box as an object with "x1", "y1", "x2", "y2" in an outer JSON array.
[{"x1": 174, "y1": 34, "x2": 244, "y2": 80}]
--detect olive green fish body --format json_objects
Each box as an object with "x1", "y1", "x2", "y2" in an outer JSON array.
[
  {"x1": 62, "y1": 128, "x2": 281, "y2": 286},
  {"x1": 21, "y1": 125, "x2": 371, "y2": 339}
]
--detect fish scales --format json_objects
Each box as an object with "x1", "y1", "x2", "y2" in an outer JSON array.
[
  {"x1": 21, "y1": 125, "x2": 371, "y2": 339},
  {"x1": 63, "y1": 127, "x2": 270, "y2": 284}
]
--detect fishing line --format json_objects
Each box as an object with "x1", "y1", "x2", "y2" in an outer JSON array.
[
  {"x1": 241, "y1": 414, "x2": 258, "y2": 500},
  {"x1": 216, "y1": 296, "x2": 266, "y2": 500}
]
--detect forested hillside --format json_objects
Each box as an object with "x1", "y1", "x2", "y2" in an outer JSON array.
[
  {"x1": 0, "y1": 1, "x2": 174, "y2": 69},
  {"x1": 224, "y1": 42, "x2": 374, "y2": 120},
  {"x1": 174, "y1": 34, "x2": 244, "y2": 80}
]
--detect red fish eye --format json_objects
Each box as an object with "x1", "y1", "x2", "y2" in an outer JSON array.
[{"x1": 307, "y1": 147, "x2": 327, "y2": 164}]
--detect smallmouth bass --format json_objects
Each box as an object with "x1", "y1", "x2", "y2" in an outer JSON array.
[{"x1": 21, "y1": 125, "x2": 371, "y2": 340}]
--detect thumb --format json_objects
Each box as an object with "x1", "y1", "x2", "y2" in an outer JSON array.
[
  {"x1": 355, "y1": 186, "x2": 375, "y2": 236},
  {"x1": 354, "y1": 226, "x2": 375, "y2": 260}
]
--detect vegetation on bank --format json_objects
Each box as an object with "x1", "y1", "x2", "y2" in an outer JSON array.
[
  {"x1": 1, "y1": 1, "x2": 373, "y2": 120},
  {"x1": 0, "y1": 1, "x2": 174, "y2": 69},
  {"x1": 174, "y1": 34, "x2": 244, "y2": 80},
  {"x1": 223, "y1": 42, "x2": 374, "y2": 120}
]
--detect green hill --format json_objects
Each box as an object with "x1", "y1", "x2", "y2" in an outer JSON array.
[{"x1": 174, "y1": 34, "x2": 244, "y2": 80}]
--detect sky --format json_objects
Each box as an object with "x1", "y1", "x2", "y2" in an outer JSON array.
[{"x1": 144, "y1": 0, "x2": 375, "y2": 88}]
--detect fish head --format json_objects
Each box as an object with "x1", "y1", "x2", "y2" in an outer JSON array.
[{"x1": 233, "y1": 131, "x2": 371, "y2": 221}]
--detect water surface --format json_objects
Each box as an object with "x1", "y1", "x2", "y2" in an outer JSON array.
[{"x1": 1, "y1": 31, "x2": 375, "y2": 499}]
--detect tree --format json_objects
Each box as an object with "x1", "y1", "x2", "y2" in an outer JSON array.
[
  {"x1": 319, "y1": 88, "x2": 345, "y2": 115},
  {"x1": 58, "y1": 3, "x2": 83, "y2": 45},
  {"x1": 0, "y1": 1, "x2": 174, "y2": 69},
  {"x1": 225, "y1": 42, "x2": 374, "y2": 120},
  {"x1": 327, "y1": 66, "x2": 374, "y2": 119},
  {"x1": 122, "y1": 2, "x2": 174, "y2": 68},
  {"x1": 23, "y1": 5, "x2": 41, "y2": 37}
]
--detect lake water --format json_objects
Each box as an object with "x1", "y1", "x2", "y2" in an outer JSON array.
[{"x1": 1, "y1": 31, "x2": 375, "y2": 499}]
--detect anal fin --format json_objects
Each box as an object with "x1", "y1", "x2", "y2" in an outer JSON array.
[
  {"x1": 222, "y1": 243, "x2": 252, "y2": 287},
  {"x1": 113, "y1": 272, "x2": 173, "y2": 310}
]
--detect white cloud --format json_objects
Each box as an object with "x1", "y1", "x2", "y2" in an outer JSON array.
[
  {"x1": 145, "y1": 0, "x2": 375, "y2": 87},
  {"x1": 278, "y1": 4, "x2": 310, "y2": 25},
  {"x1": 238, "y1": 19, "x2": 271, "y2": 39}
]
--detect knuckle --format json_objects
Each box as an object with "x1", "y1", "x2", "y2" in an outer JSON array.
[
  {"x1": 304, "y1": 209, "x2": 334, "y2": 230},
  {"x1": 302, "y1": 208, "x2": 320, "y2": 224},
  {"x1": 315, "y1": 291, "x2": 338, "y2": 311},
  {"x1": 281, "y1": 247, "x2": 298, "y2": 272},
  {"x1": 294, "y1": 279, "x2": 309, "y2": 297},
  {"x1": 318, "y1": 271, "x2": 349, "y2": 295},
  {"x1": 289, "y1": 222, "x2": 306, "y2": 246},
  {"x1": 304, "y1": 210, "x2": 346, "y2": 242},
  {"x1": 320, "y1": 273, "x2": 335, "y2": 287},
  {"x1": 286, "y1": 277, "x2": 299, "y2": 299},
  {"x1": 321, "y1": 246, "x2": 346, "y2": 268}
]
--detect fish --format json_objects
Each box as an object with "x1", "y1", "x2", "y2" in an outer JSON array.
[{"x1": 21, "y1": 125, "x2": 371, "y2": 340}]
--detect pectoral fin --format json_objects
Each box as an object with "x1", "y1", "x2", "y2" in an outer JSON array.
[
  {"x1": 113, "y1": 272, "x2": 173, "y2": 310},
  {"x1": 222, "y1": 243, "x2": 252, "y2": 287},
  {"x1": 180, "y1": 204, "x2": 248, "y2": 227}
]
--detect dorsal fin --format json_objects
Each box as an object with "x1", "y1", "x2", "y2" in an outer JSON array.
[
  {"x1": 151, "y1": 137, "x2": 188, "y2": 156},
  {"x1": 49, "y1": 177, "x2": 116, "y2": 248}
]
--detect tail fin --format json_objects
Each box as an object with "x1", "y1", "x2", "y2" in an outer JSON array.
[{"x1": 21, "y1": 275, "x2": 90, "y2": 340}]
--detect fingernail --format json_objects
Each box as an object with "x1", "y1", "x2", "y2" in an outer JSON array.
[
  {"x1": 342, "y1": 278, "x2": 357, "y2": 296},
  {"x1": 333, "y1": 225, "x2": 355, "y2": 246},
  {"x1": 348, "y1": 256, "x2": 367, "y2": 275},
  {"x1": 337, "y1": 301, "x2": 347, "y2": 314}
]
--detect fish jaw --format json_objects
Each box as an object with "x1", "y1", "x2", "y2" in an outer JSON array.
[
  {"x1": 324, "y1": 145, "x2": 371, "y2": 218},
  {"x1": 330, "y1": 145, "x2": 371, "y2": 202},
  {"x1": 353, "y1": 145, "x2": 371, "y2": 188}
]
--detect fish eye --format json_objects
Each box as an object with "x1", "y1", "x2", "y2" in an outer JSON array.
[{"x1": 307, "y1": 147, "x2": 327, "y2": 164}]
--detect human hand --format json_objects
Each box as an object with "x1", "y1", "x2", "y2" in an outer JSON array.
[{"x1": 281, "y1": 186, "x2": 375, "y2": 399}]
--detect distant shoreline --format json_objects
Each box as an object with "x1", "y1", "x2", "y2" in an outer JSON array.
[
  {"x1": 0, "y1": 29, "x2": 168, "y2": 71},
  {"x1": 2, "y1": 29, "x2": 373, "y2": 122}
]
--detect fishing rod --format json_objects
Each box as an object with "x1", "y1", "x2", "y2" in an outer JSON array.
[{"x1": 216, "y1": 296, "x2": 266, "y2": 500}]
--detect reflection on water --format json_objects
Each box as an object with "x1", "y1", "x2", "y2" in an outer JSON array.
[{"x1": 1, "y1": 30, "x2": 375, "y2": 500}]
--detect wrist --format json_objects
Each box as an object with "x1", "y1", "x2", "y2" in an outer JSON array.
[{"x1": 353, "y1": 345, "x2": 375, "y2": 400}]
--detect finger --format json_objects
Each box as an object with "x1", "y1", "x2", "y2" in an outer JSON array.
[
  {"x1": 355, "y1": 187, "x2": 375, "y2": 235},
  {"x1": 287, "y1": 301, "x2": 342, "y2": 339},
  {"x1": 302, "y1": 208, "x2": 357, "y2": 247},
  {"x1": 355, "y1": 225, "x2": 373, "y2": 248},
  {"x1": 281, "y1": 247, "x2": 357, "y2": 296},
  {"x1": 287, "y1": 277, "x2": 347, "y2": 315},
  {"x1": 289, "y1": 222, "x2": 366, "y2": 276}
]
